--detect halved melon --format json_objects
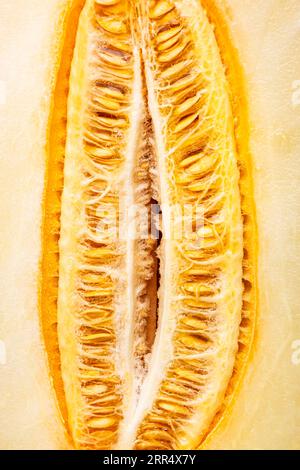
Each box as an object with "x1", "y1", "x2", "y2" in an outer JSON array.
[{"x1": 0, "y1": 0, "x2": 299, "y2": 450}]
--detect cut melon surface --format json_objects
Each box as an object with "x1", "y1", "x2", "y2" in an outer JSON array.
[
  {"x1": 0, "y1": 0, "x2": 299, "y2": 450},
  {"x1": 55, "y1": 0, "x2": 246, "y2": 449}
]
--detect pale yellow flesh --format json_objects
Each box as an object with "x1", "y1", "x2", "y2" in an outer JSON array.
[
  {"x1": 0, "y1": 0, "x2": 71, "y2": 450},
  {"x1": 0, "y1": 0, "x2": 299, "y2": 451}
]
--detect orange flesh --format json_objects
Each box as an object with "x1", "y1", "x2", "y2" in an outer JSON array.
[{"x1": 40, "y1": 0, "x2": 87, "y2": 428}]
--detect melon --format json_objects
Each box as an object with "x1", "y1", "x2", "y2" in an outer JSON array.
[{"x1": 0, "y1": 0, "x2": 299, "y2": 450}]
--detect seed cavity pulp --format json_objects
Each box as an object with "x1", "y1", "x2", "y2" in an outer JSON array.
[{"x1": 41, "y1": 0, "x2": 256, "y2": 450}]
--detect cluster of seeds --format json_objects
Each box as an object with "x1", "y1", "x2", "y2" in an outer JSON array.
[{"x1": 55, "y1": 0, "x2": 245, "y2": 450}]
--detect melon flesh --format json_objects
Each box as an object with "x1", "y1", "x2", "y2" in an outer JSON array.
[{"x1": 0, "y1": 0, "x2": 299, "y2": 450}]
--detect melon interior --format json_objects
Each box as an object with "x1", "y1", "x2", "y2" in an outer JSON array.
[
  {"x1": 0, "y1": 0, "x2": 299, "y2": 450},
  {"x1": 42, "y1": 0, "x2": 255, "y2": 449}
]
